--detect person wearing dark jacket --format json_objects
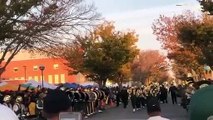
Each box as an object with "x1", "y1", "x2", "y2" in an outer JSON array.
[
  {"x1": 169, "y1": 84, "x2": 177, "y2": 104},
  {"x1": 120, "y1": 87, "x2": 129, "y2": 108},
  {"x1": 115, "y1": 88, "x2": 121, "y2": 107},
  {"x1": 147, "y1": 97, "x2": 169, "y2": 120},
  {"x1": 160, "y1": 85, "x2": 168, "y2": 103}
]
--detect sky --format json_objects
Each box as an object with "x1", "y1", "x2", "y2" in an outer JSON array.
[{"x1": 89, "y1": 0, "x2": 202, "y2": 51}]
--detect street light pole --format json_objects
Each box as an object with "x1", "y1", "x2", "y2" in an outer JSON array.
[
  {"x1": 39, "y1": 65, "x2": 45, "y2": 88},
  {"x1": 41, "y1": 70, "x2": 44, "y2": 88}
]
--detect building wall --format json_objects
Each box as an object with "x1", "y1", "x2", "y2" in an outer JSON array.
[
  {"x1": 1, "y1": 58, "x2": 78, "y2": 84},
  {"x1": 0, "y1": 50, "x2": 47, "y2": 61}
]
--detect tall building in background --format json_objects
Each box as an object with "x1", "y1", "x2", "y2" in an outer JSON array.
[{"x1": 1, "y1": 51, "x2": 86, "y2": 84}]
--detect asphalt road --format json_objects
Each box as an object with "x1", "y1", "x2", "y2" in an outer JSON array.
[{"x1": 87, "y1": 98, "x2": 188, "y2": 120}]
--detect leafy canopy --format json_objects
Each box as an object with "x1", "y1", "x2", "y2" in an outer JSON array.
[
  {"x1": 63, "y1": 22, "x2": 139, "y2": 86},
  {"x1": 131, "y1": 50, "x2": 169, "y2": 84},
  {"x1": 152, "y1": 11, "x2": 213, "y2": 80},
  {"x1": 199, "y1": 0, "x2": 213, "y2": 15}
]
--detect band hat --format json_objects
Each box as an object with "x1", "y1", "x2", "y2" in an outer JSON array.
[
  {"x1": 189, "y1": 85, "x2": 213, "y2": 120},
  {"x1": 3, "y1": 95, "x2": 11, "y2": 102}
]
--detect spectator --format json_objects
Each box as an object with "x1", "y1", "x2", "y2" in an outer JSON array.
[
  {"x1": 43, "y1": 89, "x2": 72, "y2": 120},
  {"x1": 147, "y1": 97, "x2": 169, "y2": 120},
  {"x1": 0, "y1": 104, "x2": 19, "y2": 120}
]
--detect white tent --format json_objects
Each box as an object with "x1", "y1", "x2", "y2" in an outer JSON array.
[
  {"x1": 23, "y1": 80, "x2": 57, "y2": 89},
  {"x1": 43, "y1": 81, "x2": 57, "y2": 89},
  {"x1": 80, "y1": 81, "x2": 99, "y2": 87}
]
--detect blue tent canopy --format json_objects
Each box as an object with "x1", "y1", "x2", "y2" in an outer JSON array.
[
  {"x1": 82, "y1": 85, "x2": 93, "y2": 89},
  {"x1": 21, "y1": 83, "x2": 35, "y2": 89},
  {"x1": 64, "y1": 83, "x2": 80, "y2": 89}
]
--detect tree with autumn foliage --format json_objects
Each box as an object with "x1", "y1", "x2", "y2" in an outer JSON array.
[
  {"x1": 0, "y1": 0, "x2": 100, "y2": 75},
  {"x1": 112, "y1": 63, "x2": 132, "y2": 87},
  {"x1": 152, "y1": 11, "x2": 213, "y2": 80},
  {"x1": 62, "y1": 22, "x2": 139, "y2": 86},
  {"x1": 177, "y1": 15, "x2": 213, "y2": 67},
  {"x1": 131, "y1": 50, "x2": 169, "y2": 84}
]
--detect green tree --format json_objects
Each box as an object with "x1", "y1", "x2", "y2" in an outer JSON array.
[
  {"x1": 63, "y1": 22, "x2": 139, "y2": 86},
  {"x1": 177, "y1": 15, "x2": 213, "y2": 66},
  {"x1": 199, "y1": 0, "x2": 213, "y2": 15},
  {"x1": 0, "y1": 0, "x2": 100, "y2": 74}
]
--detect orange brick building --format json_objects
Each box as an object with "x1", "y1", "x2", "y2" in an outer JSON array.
[{"x1": 1, "y1": 51, "x2": 86, "y2": 84}]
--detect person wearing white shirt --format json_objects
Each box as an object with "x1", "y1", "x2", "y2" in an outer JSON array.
[
  {"x1": 0, "y1": 104, "x2": 19, "y2": 120},
  {"x1": 148, "y1": 116, "x2": 170, "y2": 120},
  {"x1": 147, "y1": 97, "x2": 170, "y2": 120}
]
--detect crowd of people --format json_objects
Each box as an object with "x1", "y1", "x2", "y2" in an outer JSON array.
[
  {"x1": 0, "y1": 79, "x2": 212, "y2": 120},
  {"x1": 0, "y1": 85, "x2": 112, "y2": 120},
  {"x1": 114, "y1": 83, "x2": 179, "y2": 113},
  {"x1": 0, "y1": 82, "x2": 175, "y2": 120}
]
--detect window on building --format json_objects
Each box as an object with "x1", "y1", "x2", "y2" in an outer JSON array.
[
  {"x1": 48, "y1": 75, "x2": 53, "y2": 84},
  {"x1": 13, "y1": 67, "x2": 18, "y2": 72},
  {"x1": 60, "y1": 74, "x2": 65, "y2": 83},
  {"x1": 53, "y1": 64, "x2": 59, "y2": 69},
  {"x1": 54, "y1": 74, "x2": 59, "y2": 84},
  {"x1": 28, "y1": 76, "x2": 33, "y2": 80},
  {"x1": 34, "y1": 76, "x2": 38, "y2": 81},
  {"x1": 33, "y1": 66, "x2": 38, "y2": 71}
]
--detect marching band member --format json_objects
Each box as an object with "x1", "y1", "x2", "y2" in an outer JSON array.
[
  {"x1": 135, "y1": 88, "x2": 141, "y2": 110},
  {"x1": 13, "y1": 96, "x2": 26, "y2": 119},
  {"x1": 36, "y1": 93, "x2": 46, "y2": 117},
  {"x1": 130, "y1": 88, "x2": 137, "y2": 112},
  {"x1": 140, "y1": 86, "x2": 147, "y2": 108},
  {"x1": 3, "y1": 95, "x2": 13, "y2": 109}
]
